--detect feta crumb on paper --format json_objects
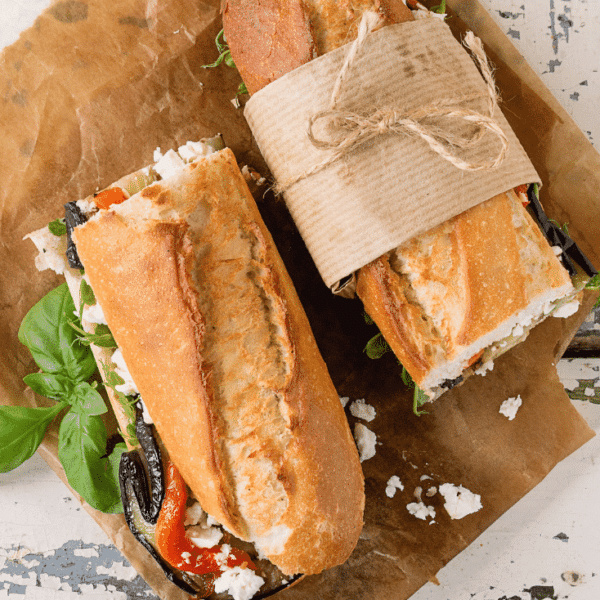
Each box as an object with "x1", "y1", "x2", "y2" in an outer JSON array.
[
  {"x1": 353, "y1": 423, "x2": 377, "y2": 462},
  {"x1": 213, "y1": 566, "x2": 265, "y2": 600},
  {"x1": 385, "y1": 475, "x2": 404, "y2": 498},
  {"x1": 406, "y1": 502, "x2": 436, "y2": 521},
  {"x1": 438, "y1": 483, "x2": 482, "y2": 520},
  {"x1": 499, "y1": 394, "x2": 522, "y2": 420},
  {"x1": 349, "y1": 398, "x2": 376, "y2": 422},
  {"x1": 585, "y1": 387, "x2": 595, "y2": 397}
]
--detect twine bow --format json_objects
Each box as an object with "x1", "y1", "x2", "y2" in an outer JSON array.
[{"x1": 274, "y1": 13, "x2": 508, "y2": 195}]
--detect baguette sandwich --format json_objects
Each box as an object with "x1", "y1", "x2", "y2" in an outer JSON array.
[
  {"x1": 22, "y1": 139, "x2": 365, "y2": 598},
  {"x1": 222, "y1": 0, "x2": 595, "y2": 402}
]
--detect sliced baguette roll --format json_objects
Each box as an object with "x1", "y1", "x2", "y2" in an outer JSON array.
[
  {"x1": 71, "y1": 148, "x2": 364, "y2": 576},
  {"x1": 356, "y1": 190, "x2": 578, "y2": 398},
  {"x1": 224, "y1": 0, "x2": 581, "y2": 400}
]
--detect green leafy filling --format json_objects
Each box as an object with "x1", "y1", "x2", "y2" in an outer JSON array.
[
  {"x1": 363, "y1": 312, "x2": 429, "y2": 415},
  {"x1": 203, "y1": 29, "x2": 248, "y2": 98},
  {"x1": 2, "y1": 283, "x2": 127, "y2": 513},
  {"x1": 48, "y1": 218, "x2": 67, "y2": 237}
]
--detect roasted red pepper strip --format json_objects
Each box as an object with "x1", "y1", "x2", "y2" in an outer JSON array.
[
  {"x1": 155, "y1": 461, "x2": 255, "y2": 575},
  {"x1": 93, "y1": 187, "x2": 128, "y2": 210},
  {"x1": 514, "y1": 184, "x2": 530, "y2": 207}
]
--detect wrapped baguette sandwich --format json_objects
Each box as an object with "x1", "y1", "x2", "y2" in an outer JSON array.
[
  {"x1": 222, "y1": 0, "x2": 595, "y2": 402},
  {"x1": 20, "y1": 139, "x2": 365, "y2": 598}
]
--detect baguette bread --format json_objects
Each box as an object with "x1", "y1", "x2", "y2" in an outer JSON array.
[
  {"x1": 223, "y1": 0, "x2": 582, "y2": 400},
  {"x1": 70, "y1": 148, "x2": 364, "y2": 576}
]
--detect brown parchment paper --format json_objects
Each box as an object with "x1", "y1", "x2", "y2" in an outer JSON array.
[
  {"x1": 0, "y1": 0, "x2": 598, "y2": 599},
  {"x1": 244, "y1": 17, "x2": 539, "y2": 288}
]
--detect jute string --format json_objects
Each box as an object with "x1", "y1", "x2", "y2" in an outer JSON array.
[{"x1": 274, "y1": 13, "x2": 508, "y2": 195}]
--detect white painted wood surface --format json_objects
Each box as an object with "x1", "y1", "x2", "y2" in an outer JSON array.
[{"x1": 1, "y1": 1, "x2": 599, "y2": 599}]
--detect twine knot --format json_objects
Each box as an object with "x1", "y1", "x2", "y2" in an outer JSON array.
[{"x1": 274, "y1": 14, "x2": 508, "y2": 195}]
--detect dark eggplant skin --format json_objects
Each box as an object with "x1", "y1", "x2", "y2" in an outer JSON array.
[
  {"x1": 119, "y1": 451, "x2": 204, "y2": 596},
  {"x1": 133, "y1": 400, "x2": 164, "y2": 523},
  {"x1": 64, "y1": 201, "x2": 87, "y2": 269},
  {"x1": 526, "y1": 186, "x2": 597, "y2": 278},
  {"x1": 439, "y1": 374, "x2": 464, "y2": 391}
]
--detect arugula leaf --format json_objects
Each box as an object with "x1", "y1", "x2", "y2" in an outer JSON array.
[
  {"x1": 69, "y1": 321, "x2": 118, "y2": 349},
  {"x1": 23, "y1": 372, "x2": 72, "y2": 400},
  {"x1": 430, "y1": 0, "x2": 446, "y2": 14},
  {"x1": 364, "y1": 332, "x2": 391, "y2": 359},
  {"x1": 18, "y1": 283, "x2": 96, "y2": 381},
  {"x1": 587, "y1": 273, "x2": 600, "y2": 308},
  {"x1": 101, "y1": 361, "x2": 138, "y2": 448},
  {"x1": 58, "y1": 411, "x2": 124, "y2": 513},
  {"x1": 48, "y1": 218, "x2": 67, "y2": 237},
  {"x1": 0, "y1": 403, "x2": 66, "y2": 472}
]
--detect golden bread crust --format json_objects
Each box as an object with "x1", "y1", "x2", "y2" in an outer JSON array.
[
  {"x1": 73, "y1": 149, "x2": 364, "y2": 575},
  {"x1": 356, "y1": 192, "x2": 573, "y2": 387}
]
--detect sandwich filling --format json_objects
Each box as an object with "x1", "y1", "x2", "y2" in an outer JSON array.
[
  {"x1": 25, "y1": 140, "x2": 297, "y2": 599},
  {"x1": 358, "y1": 187, "x2": 587, "y2": 401}
]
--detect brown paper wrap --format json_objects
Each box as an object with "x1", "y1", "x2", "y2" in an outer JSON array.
[
  {"x1": 0, "y1": 1, "x2": 598, "y2": 599},
  {"x1": 244, "y1": 17, "x2": 539, "y2": 288}
]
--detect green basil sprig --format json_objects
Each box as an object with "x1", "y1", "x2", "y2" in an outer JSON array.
[
  {"x1": 363, "y1": 311, "x2": 429, "y2": 415},
  {"x1": 1, "y1": 283, "x2": 125, "y2": 513}
]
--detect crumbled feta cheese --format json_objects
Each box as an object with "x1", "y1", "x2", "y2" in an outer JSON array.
[
  {"x1": 183, "y1": 501, "x2": 224, "y2": 548},
  {"x1": 76, "y1": 198, "x2": 98, "y2": 217},
  {"x1": 188, "y1": 525, "x2": 223, "y2": 549},
  {"x1": 213, "y1": 566, "x2": 265, "y2": 600},
  {"x1": 552, "y1": 245, "x2": 563, "y2": 256},
  {"x1": 153, "y1": 147, "x2": 163, "y2": 162},
  {"x1": 425, "y1": 486, "x2": 437, "y2": 497},
  {"x1": 178, "y1": 140, "x2": 213, "y2": 162},
  {"x1": 353, "y1": 423, "x2": 377, "y2": 462},
  {"x1": 385, "y1": 475, "x2": 404, "y2": 498},
  {"x1": 439, "y1": 483, "x2": 482, "y2": 519},
  {"x1": 111, "y1": 348, "x2": 140, "y2": 397},
  {"x1": 475, "y1": 360, "x2": 494, "y2": 376},
  {"x1": 499, "y1": 395, "x2": 522, "y2": 420},
  {"x1": 24, "y1": 227, "x2": 69, "y2": 275},
  {"x1": 82, "y1": 301, "x2": 107, "y2": 325},
  {"x1": 349, "y1": 398, "x2": 376, "y2": 422},
  {"x1": 406, "y1": 502, "x2": 436, "y2": 520},
  {"x1": 154, "y1": 149, "x2": 185, "y2": 180},
  {"x1": 214, "y1": 544, "x2": 232, "y2": 568},
  {"x1": 339, "y1": 396, "x2": 350, "y2": 408},
  {"x1": 585, "y1": 387, "x2": 595, "y2": 397},
  {"x1": 512, "y1": 324, "x2": 524, "y2": 338},
  {"x1": 184, "y1": 502, "x2": 206, "y2": 526},
  {"x1": 552, "y1": 299, "x2": 580, "y2": 319}
]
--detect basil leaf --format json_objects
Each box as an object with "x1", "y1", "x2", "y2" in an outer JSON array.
[
  {"x1": 23, "y1": 372, "x2": 72, "y2": 399},
  {"x1": 18, "y1": 283, "x2": 96, "y2": 381},
  {"x1": 71, "y1": 381, "x2": 107, "y2": 416},
  {"x1": 0, "y1": 403, "x2": 66, "y2": 472},
  {"x1": 58, "y1": 412, "x2": 123, "y2": 513},
  {"x1": 79, "y1": 279, "x2": 96, "y2": 307},
  {"x1": 48, "y1": 218, "x2": 67, "y2": 236}
]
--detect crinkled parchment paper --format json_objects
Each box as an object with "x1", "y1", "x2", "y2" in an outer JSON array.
[{"x1": 0, "y1": 0, "x2": 598, "y2": 599}]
